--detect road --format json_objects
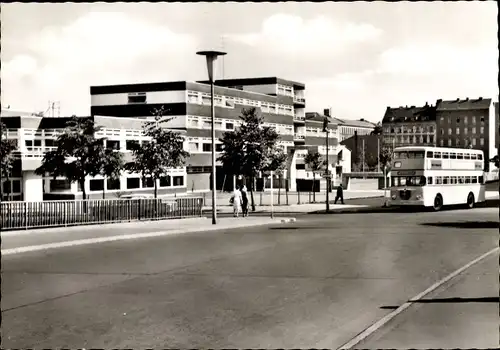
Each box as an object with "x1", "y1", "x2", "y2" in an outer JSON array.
[{"x1": 2, "y1": 207, "x2": 498, "y2": 348}]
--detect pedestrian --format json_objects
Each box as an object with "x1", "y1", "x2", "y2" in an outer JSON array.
[
  {"x1": 334, "y1": 183, "x2": 345, "y2": 204},
  {"x1": 232, "y1": 186, "x2": 243, "y2": 217},
  {"x1": 241, "y1": 185, "x2": 249, "y2": 217}
]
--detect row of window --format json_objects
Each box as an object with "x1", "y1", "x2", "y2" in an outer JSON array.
[
  {"x1": 340, "y1": 126, "x2": 372, "y2": 136},
  {"x1": 391, "y1": 175, "x2": 484, "y2": 187},
  {"x1": 440, "y1": 126, "x2": 484, "y2": 136},
  {"x1": 385, "y1": 125, "x2": 434, "y2": 134},
  {"x1": 277, "y1": 84, "x2": 294, "y2": 97},
  {"x1": 439, "y1": 138, "x2": 484, "y2": 147},
  {"x1": 384, "y1": 135, "x2": 435, "y2": 144},
  {"x1": 394, "y1": 150, "x2": 483, "y2": 160},
  {"x1": 440, "y1": 115, "x2": 485, "y2": 125},
  {"x1": 187, "y1": 90, "x2": 295, "y2": 116}
]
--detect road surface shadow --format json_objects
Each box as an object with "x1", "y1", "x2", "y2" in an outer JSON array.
[
  {"x1": 420, "y1": 221, "x2": 499, "y2": 229},
  {"x1": 380, "y1": 297, "x2": 499, "y2": 310}
]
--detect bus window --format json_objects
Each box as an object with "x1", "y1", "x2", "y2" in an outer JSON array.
[
  {"x1": 435, "y1": 177, "x2": 443, "y2": 185},
  {"x1": 443, "y1": 176, "x2": 449, "y2": 184},
  {"x1": 427, "y1": 177, "x2": 433, "y2": 185},
  {"x1": 450, "y1": 153, "x2": 457, "y2": 159},
  {"x1": 458, "y1": 176, "x2": 465, "y2": 184},
  {"x1": 426, "y1": 151, "x2": 434, "y2": 158},
  {"x1": 465, "y1": 176, "x2": 471, "y2": 184},
  {"x1": 451, "y1": 176, "x2": 457, "y2": 184},
  {"x1": 479, "y1": 176, "x2": 484, "y2": 183},
  {"x1": 471, "y1": 154, "x2": 477, "y2": 160},
  {"x1": 434, "y1": 152, "x2": 441, "y2": 159},
  {"x1": 471, "y1": 177, "x2": 478, "y2": 184},
  {"x1": 478, "y1": 154, "x2": 483, "y2": 160},
  {"x1": 464, "y1": 153, "x2": 471, "y2": 160},
  {"x1": 410, "y1": 151, "x2": 425, "y2": 159},
  {"x1": 457, "y1": 153, "x2": 463, "y2": 160},
  {"x1": 442, "y1": 153, "x2": 449, "y2": 159}
]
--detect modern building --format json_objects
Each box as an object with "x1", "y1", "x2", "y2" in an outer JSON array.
[
  {"x1": 330, "y1": 115, "x2": 376, "y2": 142},
  {"x1": 435, "y1": 97, "x2": 497, "y2": 172},
  {"x1": 90, "y1": 77, "x2": 342, "y2": 192},
  {"x1": 0, "y1": 114, "x2": 188, "y2": 202},
  {"x1": 381, "y1": 103, "x2": 437, "y2": 149}
]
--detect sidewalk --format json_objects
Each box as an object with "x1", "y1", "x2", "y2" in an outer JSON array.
[{"x1": 1, "y1": 216, "x2": 297, "y2": 255}]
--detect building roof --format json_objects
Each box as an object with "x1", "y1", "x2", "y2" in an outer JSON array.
[
  {"x1": 382, "y1": 104, "x2": 437, "y2": 123},
  {"x1": 436, "y1": 97, "x2": 492, "y2": 111},
  {"x1": 336, "y1": 118, "x2": 377, "y2": 128},
  {"x1": 202, "y1": 77, "x2": 305, "y2": 90},
  {"x1": 1, "y1": 109, "x2": 42, "y2": 117}
]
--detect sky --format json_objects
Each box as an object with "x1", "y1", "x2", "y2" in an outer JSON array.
[{"x1": 1, "y1": 2, "x2": 498, "y2": 123}]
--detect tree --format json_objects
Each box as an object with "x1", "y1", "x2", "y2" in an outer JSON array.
[
  {"x1": 35, "y1": 116, "x2": 106, "y2": 200},
  {"x1": 365, "y1": 152, "x2": 379, "y2": 171},
  {"x1": 379, "y1": 147, "x2": 393, "y2": 170},
  {"x1": 97, "y1": 148, "x2": 124, "y2": 199},
  {"x1": 371, "y1": 122, "x2": 383, "y2": 135},
  {"x1": 219, "y1": 107, "x2": 281, "y2": 211},
  {"x1": 126, "y1": 106, "x2": 190, "y2": 199},
  {"x1": 304, "y1": 150, "x2": 324, "y2": 202},
  {"x1": 262, "y1": 147, "x2": 288, "y2": 205},
  {"x1": 0, "y1": 122, "x2": 18, "y2": 201}
]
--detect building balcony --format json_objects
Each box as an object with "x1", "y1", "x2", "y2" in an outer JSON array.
[
  {"x1": 293, "y1": 134, "x2": 306, "y2": 143},
  {"x1": 293, "y1": 95, "x2": 306, "y2": 105},
  {"x1": 293, "y1": 115, "x2": 306, "y2": 123}
]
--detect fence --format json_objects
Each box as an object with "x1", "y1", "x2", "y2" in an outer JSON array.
[{"x1": 0, "y1": 197, "x2": 204, "y2": 231}]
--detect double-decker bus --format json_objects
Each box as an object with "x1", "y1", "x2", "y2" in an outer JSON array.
[{"x1": 389, "y1": 146, "x2": 486, "y2": 211}]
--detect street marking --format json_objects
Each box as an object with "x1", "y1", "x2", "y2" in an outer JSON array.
[
  {"x1": 337, "y1": 246, "x2": 500, "y2": 350},
  {"x1": 2, "y1": 218, "x2": 296, "y2": 256}
]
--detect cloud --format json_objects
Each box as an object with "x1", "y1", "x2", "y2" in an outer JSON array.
[
  {"x1": 1, "y1": 12, "x2": 198, "y2": 115},
  {"x1": 227, "y1": 14, "x2": 383, "y2": 55}
]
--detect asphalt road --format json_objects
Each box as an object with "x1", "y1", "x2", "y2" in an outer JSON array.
[{"x1": 2, "y1": 207, "x2": 498, "y2": 348}]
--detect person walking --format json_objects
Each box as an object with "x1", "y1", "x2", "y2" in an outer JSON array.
[
  {"x1": 232, "y1": 186, "x2": 243, "y2": 217},
  {"x1": 334, "y1": 183, "x2": 345, "y2": 204},
  {"x1": 241, "y1": 185, "x2": 249, "y2": 217}
]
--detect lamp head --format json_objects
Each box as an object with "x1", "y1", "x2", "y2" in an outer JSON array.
[{"x1": 196, "y1": 50, "x2": 227, "y2": 82}]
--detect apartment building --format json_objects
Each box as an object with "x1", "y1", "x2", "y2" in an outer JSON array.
[
  {"x1": 435, "y1": 97, "x2": 496, "y2": 172},
  {"x1": 381, "y1": 103, "x2": 437, "y2": 148},
  {"x1": 0, "y1": 114, "x2": 187, "y2": 202},
  {"x1": 90, "y1": 77, "x2": 313, "y2": 192}
]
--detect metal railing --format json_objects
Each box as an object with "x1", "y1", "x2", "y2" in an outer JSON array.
[{"x1": 0, "y1": 197, "x2": 204, "y2": 231}]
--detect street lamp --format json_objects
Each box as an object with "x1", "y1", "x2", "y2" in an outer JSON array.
[
  {"x1": 323, "y1": 115, "x2": 330, "y2": 213},
  {"x1": 197, "y1": 50, "x2": 227, "y2": 225}
]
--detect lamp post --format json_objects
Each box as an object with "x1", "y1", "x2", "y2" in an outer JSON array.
[
  {"x1": 323, "y1": 116, "x2": 330, "y2": 213},
  {"x1": 197, "y1": 50, "x2": 227, "y2": 225}
]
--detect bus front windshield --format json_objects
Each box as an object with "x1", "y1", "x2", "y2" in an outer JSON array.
[
  {"x1": 394, "y1": 151, "x2": 425, "y2": 159},
  {"x1": 391, "y1": 176, "x2": 426, "y2": 187}
]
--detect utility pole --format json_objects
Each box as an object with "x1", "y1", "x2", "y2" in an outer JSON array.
[
  {"x1": 362, "y1": 138, "x2": 365, "y2": 173},
  {"x1": 323, "y1": 110, "x2": 331, "y2": 213}
]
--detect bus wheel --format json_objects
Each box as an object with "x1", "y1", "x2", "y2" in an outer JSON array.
[
  {"x1": 466, "y1": 192, "x2": 475, "y2": 209},
  {"x1": 433, "y1": 194, "x2": 443, "y2": 211}
]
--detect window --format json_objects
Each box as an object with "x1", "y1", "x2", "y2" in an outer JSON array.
[
  {"x1": 471, "y1": 177, "x2": 478, "y2": 184},
  {"x1": 480, "y1": 138, "x2": 484, "y2": 146},
  {"x1": 434, "y1": 152, "x2": 441, "y2": 159},
  {"x1": 465, "y1": 176, "x2": 471, "y2": 184},
  {"x1": 464, "y1": 116, "x2": 468, "y2": 124},
  {"x1": 160, "y1": 176, "x2": 171, "y2": 187},
  {"x1": 479, "y1": 176, "x2": 484, "y2": 184},
  {"x1": 202, "y1": 121, "x2": 211, "y2": 129},
  {"x1": 472, "y1": 138, "x2": 476, "y2": 146},
  {"x1": 448, "y1": 128, "x2": 452, "y2": 135},
  {"x1": 480, "y1": 116, "x2": 485, "y2": 124},
  {"x1": 142, "y1": 177, "x2": 154, "y2": 188},
  {"x1": 472, "y1": 116, "x2": 476, "y2": 124},
  {"x1": 471, "y1": 154, "x2": 477, "y2": 160},
  {"x1": 457, "y1": 153, "x2": 464, "y2": 160},
  {"x1": 440, "y1": 139, "x2": 444, "y2": 146},
  {"x1": 443, "y1": 176, "x2": 449, "y2": 185},
  {"x1": 464, "y1": 128, "x2": 468, "y2": 135},
  {"x1": 435, "y1": 177, "x2": 443, "y2": 185},
  {"x1": 450, "y1": 153, "x2": 456, "y2": 159},
  {"x1": 456, "y1": 127, "x2": 460, "y2": 134},
  {"x1": 480, "y1": 126, "x2": 484, "y2": 134},
  {"x1": 126, "y1": 140, "x2": 139, "y2": 150},
  {"x1": 50, "y1": 179, "x2": 71, "y2": 191},
  {"x1": 456, "y1": 117, "x2": 461, "y2": 123},
  {"x1": 202, "y1": 143, "x2": 211, "y2": 152},
  {"x1": 45, "y1": 139, "x2": 56, "y2": 147},
  {"x1": 128, "y1": 92, "x2": 147, "y2": 104},
  {"x1": 427, "y1": 177, "x2": 433, "y2": 185},
  {"x1": 215, "y1": 144, "x2": 224, "y2": 152},
  {"x1": 408, "y1": 151, "x2": 424, "y2": 159},
  {"x1": 442, "y1": 152, "x2": 449, "y2": 159},
  {"x1": 426, "y1": 151, "x2": 434, "y2": 158},
  {"x1": 448, "y1": 139, "x2": 452, "y2": 146},
  {"x1": 296, "y1": 164, "x2": 306, "y2": 170},
  {"x1": 188, "y1": 142, "x2": 199, "y2": 152},
  {"x1": 464, "y1": 153, "x2": 471, "y2": 160},
  {"x1": 451, "y1": 176, "x2": 457, "y2": 184},
  {"x1": 126, "y1": 177, "x2": 140, "y2": 189},
  {"x1": 472, "y1": 127, "x2": 476, "y2": 134},
  {"x1": 173, "y1": 176, "x2": 184, "y2": 186},
  {"x1": 89, "y1": 179, "x2": 104, "y2": 192},
  {"x1": 391, "y1": 176, "x2": 426, "y2": 187},
  {"x1": 107, "y1": 178, "x2": 120, "y2": 190},
  {"x1": 107, "y1": 140, "x2": 120, "y2": 150},
  {"x1": 189, "y1": 118, "x2": 199, "y2": 127},
  {"x1": 215, "y1": 121, "x2": 223, "y2": 129},
  {"x1": 458, "y1": 176, "x2": 465, "y2": 184},
  {"x1": 456, "y1": 139, "x2": 460, "y2": 147},
  {"x1": 478, "y1": 154, "x2": 483, "y2": 160},
  {"x1": 226, "y1": 122, "x2": 234, "y2": 130}
]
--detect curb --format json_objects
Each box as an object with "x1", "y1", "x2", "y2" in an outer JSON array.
[{"x1": 1, "y1": 217, "x2": 297, "y2": 256}]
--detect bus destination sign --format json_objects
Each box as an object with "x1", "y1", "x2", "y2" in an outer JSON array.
[
  {"x1": 474, "y1": 162, "x2": 483, "y2": 170},
  {"x1": 396, "y1": 170, "x2": 417, "y2": 176},
  {"x1": 430, "y1": 160, "x2": 442, "y2": 169}
]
